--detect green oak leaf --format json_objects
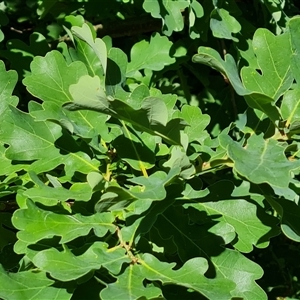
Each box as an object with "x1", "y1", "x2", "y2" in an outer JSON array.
[
  {"x1": 192, "y1": 47, "x2": 281, "y2": 122},
  {"x1": 0, "y1": 10, "x2": 8, "y2": 42},
  {"x1": 138, "y1": 253, "x2": 235, "y2": 300},
  {"x1": 289, "y1": 16, "x2": 300, "y2": 84},
  {"x1": 220, "y1": 134, "x2": 300, "y2": 188},
  {"x1": 264, "y1": 190, "x2": 300, "y2": 242},
  {"x1": 23, "y1": 181, "x2": 92, "y2": 206},
  {"x1": 154, "y1": 205, "x2": 266, "y2": 299},
  {"x1": 129, "y1": 168, "x2": 180, "y2": 200},
  {"x1": 188, "y1": 0, "x2": 204, "y2": 39},
  {"x1": 72, "y1": 23, "x2": 107, "y2": 75},
  {"x1": 23, "y1": 50, "x2": 88, "y2": 104},
  {"x1": 184, "y1": 180, "x2": 279, "y2": 252},
  {"x1": 281, "y1": 88, "x2": 300, "y2": 128},
  {"x1": 0, "y1": 106, "x2": 100, "y2": 176},
  {"x1": 211, "y1": 249, "x2": 266, "y2": 299},
  {"x1": 163, "y1": 146, "x2": 195, "y2": 179},
  {"x1": 0, "y1": 144, "x2": 27, "y2": 176},
  {"x1": 12, "y1": 199, "x2": 115, "y2": 253},
  {"x1": 37, "y1": 0, "x2": 58, "y2": 18},
  {"x1": 0, "y1": 33, "x2": 49, "y2": 78},
  {"x1": 210, "y1": 8, "x2": 241, "y2": 41},
  {"x1": 70, "y1": 35, "x2": 103, "y2": 79},
  {"x1": 113, "y1": 130, "x2": 156, "y2": 172},
  {"x1": 241, "y1": 29, "x2": 293, "y2": 100},
  {"x1": 106, "y1": 47, "x2": 128, "y2": 96},
  {"x1": 100, "y1": 263, "x2": 162, "y2": 300},
  {"x1": 143, "y1": 0, "x2": 189, "y2": 35},
  {"x1": 127, "y1": 33, "x2": 175, "y2": 76},
  {"x1": 96, "y1": 168, "x2": 180, "y2": 212},
  {"x1": 180, "y1": 105, "x2": 210, "y2": 143},
  {"x1": 0, "y1": 60, "x2": 18, "y2": 118},
  {"x1": 30, "y1": 100, "x2": 110, "y2": 141},
  {"x1": 32, "y1": 242, "x2": 130, "y2": 281},
  {"x1": 0, "y1": 265, "x2": 73, "y2": 300}
]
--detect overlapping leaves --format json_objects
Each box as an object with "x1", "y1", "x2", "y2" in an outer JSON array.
[{"x1": 2, "y1": 9, "x2": 300, "y2": 300}]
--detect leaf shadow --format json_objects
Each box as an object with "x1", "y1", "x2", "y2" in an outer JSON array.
[
  {"x1": 106, "y1": 57, "x2": 122, "y2": 86},
  {"x1": 112, "y1": 134, "x2": 155, "y2": 165}
]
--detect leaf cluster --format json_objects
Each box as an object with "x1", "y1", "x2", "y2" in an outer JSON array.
[{"x1": 0, "y1": 0, "x2": 300, "y2": 299}]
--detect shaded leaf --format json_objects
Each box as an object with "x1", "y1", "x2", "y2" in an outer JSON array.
[
  {"x1": 184, "y1": 181, "x2": 279, "y2": 252},
  {"x1": 192, "y1": 47, "x2": 281, "y2": 122},
  {"x1": 142, "y1": 0, "x2": 189, "y2": 35}
]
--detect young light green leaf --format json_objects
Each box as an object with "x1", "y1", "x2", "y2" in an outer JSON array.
[
  {"x1": 72, "y1": 23, "x2": 107, "y2": 74},
  {"x1": 127, "y1": 33, "x2": 175, "y2": 76},
  {"x1": 220, "y1": 134, "x2": 300, "y2": 188},
  {"x1": 0, "y1": 265, "x2": 73, "y2": 300},
  {"x1": 143, "y1": 0, "x2": 189, "y2": 35},
  {"x1": 32, "y1": 242, "x2": 130, "y2": 281},
  {"x1": 23, "y1": 50, "x2": 88, "y2": 104},
  {"x1": 12, "y1": 199, "x2": 115, "y2": 251}
]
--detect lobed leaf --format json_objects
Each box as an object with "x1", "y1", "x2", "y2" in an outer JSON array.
[
  {"x1": 127, "y1": 33, "x2": 175, "y2": 75},
  {"x1": 23, "y1": 50, "x2": 88, "y2": 104},
  {"x1": 0, "y1": 106, "x2": 100, "y2": 177},
  {"x1": 12, "y1": 199, "x2": 115, "y2": 252},
  {"x1": 0, "y1": 265, "x2": 73, "y2": 300},
  {"x1": 32, "y1": 242, "x2": 130, "y2": 281},
  {"x1": 64, "y1": 75, "x2": 185, "y2": 145},
  {"x1": 220, "y1": 134, "x2": 300, "y2": 189},
  {"x1": 142, "y1": 0, "x2": 189, "y2": 36}
]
